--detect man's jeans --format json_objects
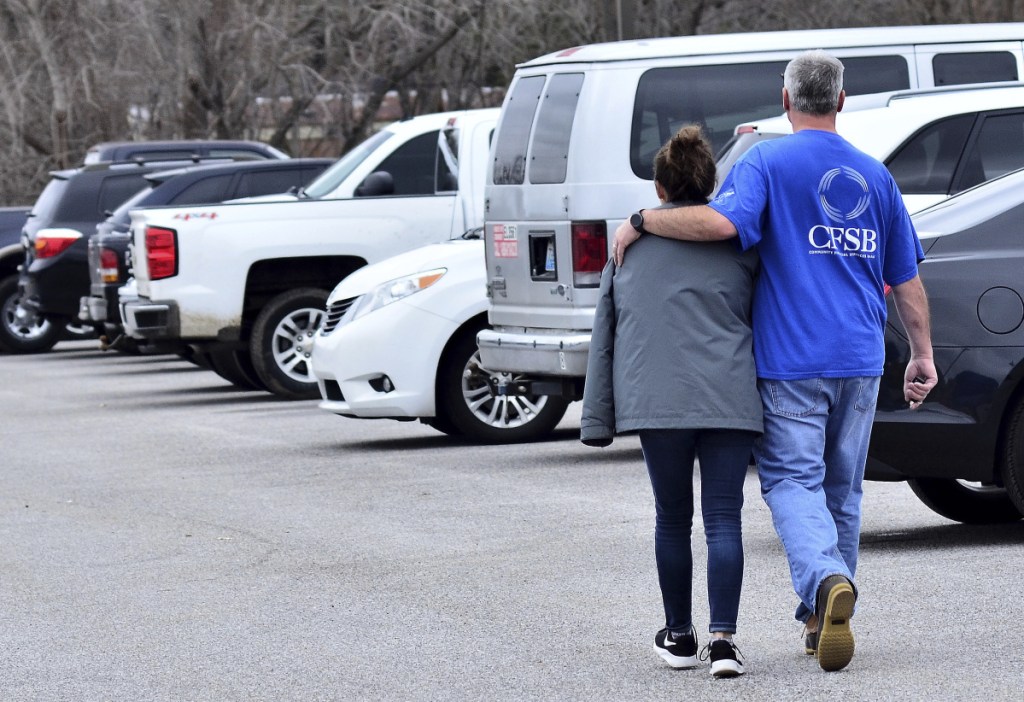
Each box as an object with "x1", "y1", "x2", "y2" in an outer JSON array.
[
  {"x1": 639, "y1": 428, "x2": 756, "y2": 635},
  {"x1": 755, "y1": 376, "x2": 879, "y2": 622}
]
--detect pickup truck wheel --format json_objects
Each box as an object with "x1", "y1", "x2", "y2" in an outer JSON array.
[
  {"x1": 0, "y1": 274, "x2": 64, "y2": 354},
  {"x1": 907, "y1": 477, "x2": 1021, "y2": 524},
  {"x1": 207, "y1": 347, "x2": 266, "y2": 391},
  {"x1": 435, "y1": 325, "x2": 569, "y2": 443},
  {"x1": 250, "y1": 288, "x2": 327, "y2": 400}
]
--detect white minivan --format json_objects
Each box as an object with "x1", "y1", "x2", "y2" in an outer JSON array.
[{"x1": 477, "y1": 23, "x2": 1024, "y2": 401}]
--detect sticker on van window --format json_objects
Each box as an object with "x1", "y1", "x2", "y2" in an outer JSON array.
[{"x1": 493, "y1": 223, "x2": 518, "y2": 258}]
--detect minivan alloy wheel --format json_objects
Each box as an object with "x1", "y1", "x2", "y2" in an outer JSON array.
[
  {"x1": 461, "y1": 352, "x2": 550, "y2": 429},
  {"x1": 434, "y1": 323, "x2": 568, "y2": 443}
]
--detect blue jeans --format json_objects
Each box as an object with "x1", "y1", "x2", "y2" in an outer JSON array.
[
  {"x1": 755, "y1": 376, "x2": 879, "y2": 623},
  {"x1": 639, "y1": 428, "x2": 756, "y2": 635}
]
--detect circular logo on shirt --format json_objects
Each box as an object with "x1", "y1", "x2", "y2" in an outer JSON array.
[{"x1": 818, "y1": 167, "x2": 871, "y2": 222}]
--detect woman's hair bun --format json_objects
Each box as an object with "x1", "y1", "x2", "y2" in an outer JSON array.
[{"x1": 653, "y1": 125, "x2": 716, "y2": 202}]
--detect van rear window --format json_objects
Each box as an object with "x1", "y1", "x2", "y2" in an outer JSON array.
[
  {"x1": 529, "y1": 73, "x2": 584, "y2": 184},
  {"x1": 631, "y1": 56, "x2": 910, "y2": 180},
  {"x1": 492, "y1": 75, "x2": 545, "y2": 185}
]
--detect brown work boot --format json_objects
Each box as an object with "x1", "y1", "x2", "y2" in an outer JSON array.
[{"x1": 815, "y1": 575, "x2": 856, "y2": 671}]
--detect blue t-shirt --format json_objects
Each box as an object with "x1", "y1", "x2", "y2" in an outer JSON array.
[{"x1": 709, "y1": 130, "x2": 923, "y2": 380}]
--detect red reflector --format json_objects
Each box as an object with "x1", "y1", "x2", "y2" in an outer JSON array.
[
  {"x1": 883, "y1": 284, "x2": 892, "y2": 297},
  {"x1": 145, "y1": 226, "x2": 178, "y2": 280},
  {"x1": 99, "y1": 248, "x2": 120, "y2": 283},
  {"x1": 571, "y1": 221, "x2": 607, "y2": 288},
  {"x1": 34, "y1": 231, "x2": 81, "y2": 258}
]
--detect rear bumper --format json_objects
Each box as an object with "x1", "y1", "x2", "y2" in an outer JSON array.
[
  {"x1": 23, "y1": 239, "x2": 89, "y2": 318},
  {"x1": 476, "y1": 326, "x2": 590, "y2": 377},
  {"x1": 121, "y1": 297, "x2": 179, "y2": 339}
]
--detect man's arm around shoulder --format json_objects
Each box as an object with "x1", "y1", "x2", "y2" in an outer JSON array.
[{"x1": 612, "y1": 206, "x2": 737, "y2": 266}]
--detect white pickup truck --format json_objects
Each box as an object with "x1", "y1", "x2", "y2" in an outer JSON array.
[{"x1": 121, "y1": 108, "x2": 499, "y2": 399}]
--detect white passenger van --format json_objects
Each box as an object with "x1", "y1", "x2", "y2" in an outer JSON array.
[{"x1": 477, "y1": 23, "x2": 1024, "y2": 403}]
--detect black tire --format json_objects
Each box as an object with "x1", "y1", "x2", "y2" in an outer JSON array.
[
  {"x1": 907, "y1": 477, "x2": 1021, "y2": 524},
  {"x1": 0, "y1": 274, "x2": 64, "y2": 354},
  {"x1": 249, "y1": 287, "x2": 328, "y2": 400},
  {"x1": 206, "y1": 346, "x2": 266, "y2": 391},
  {"x1": 434, "y1": 323, "x2": 569, "y2": 443},
  {"x1": 999, "y1": 399, "x2": 1024, "y2": 515},
  {"x1": 185, "y1": 349, "x2": 215, "y2": 370}
]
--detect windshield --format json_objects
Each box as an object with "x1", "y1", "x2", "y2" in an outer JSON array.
[{"x1": 302, "y1": 130, "x2": 393, "y2": 199}]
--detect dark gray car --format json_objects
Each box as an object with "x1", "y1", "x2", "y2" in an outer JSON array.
[{"x1": 868, "y1": 167, "x2": 1024, "y2": 524}]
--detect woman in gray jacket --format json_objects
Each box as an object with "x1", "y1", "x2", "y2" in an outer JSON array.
[{"x1": 580, "y1": 126, "x2": 761, "y2": 678}]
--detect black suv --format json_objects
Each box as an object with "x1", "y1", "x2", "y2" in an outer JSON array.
[
  {"x1": 84, "y1": 158, "x2": 333, "y2": 349},
  {"x1": 83, "y1": 140, "x2": 287, "y2": 165},
  {"x1": 4, "y1": 142, "x2": 287, "y2": 353}
]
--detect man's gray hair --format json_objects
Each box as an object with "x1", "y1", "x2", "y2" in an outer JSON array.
[{"x1": 784, "y1": 50, "x2": 845, "y2": 116}]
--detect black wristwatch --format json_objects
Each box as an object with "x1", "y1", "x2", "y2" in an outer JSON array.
[{"x1": 629, "y1": 210, "x2": 648, "y2": 236}]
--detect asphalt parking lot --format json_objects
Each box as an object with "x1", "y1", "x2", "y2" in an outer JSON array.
[{"x1": 3, "y1": 341, "x2": 1023, "y2": 701}]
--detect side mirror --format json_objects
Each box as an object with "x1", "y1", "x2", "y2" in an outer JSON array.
[{"x1": 355, "y1": 171, "x2": 395, "y2": 197}]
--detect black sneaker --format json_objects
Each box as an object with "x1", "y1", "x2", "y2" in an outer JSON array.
[
  {"x1": 653, "y1": 628, "x2": 698, "y2": 669},
  {"x1": 700, "y1": 638, "x2": 745, "y2": 678},
  {"x1": 815, "y1": 574, "x2": 856, "y2": 672}
]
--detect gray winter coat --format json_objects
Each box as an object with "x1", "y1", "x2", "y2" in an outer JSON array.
[{"x1": 580, "y1": 204, "x2": 763, "y2": 446}]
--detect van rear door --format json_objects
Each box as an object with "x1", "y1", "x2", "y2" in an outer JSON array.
[{"x1": 485, "y1": 72, "x2": 596, "y2": 330}]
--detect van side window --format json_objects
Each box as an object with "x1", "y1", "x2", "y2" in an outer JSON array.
[
  {"x1": 933, "y1": 52, "x2": 1018, "y2": 86},
  {"x1": 631, "y1": 57, "x2": 910, "y2": 180},
  {"x1": 373, "y1": 131, "x2": 439, "y2": 196},
  {"x1": 885, "y1": 114, "x2": 975, "y2": 195},
  {"x1": 529, "y1": 73, "x2": 584, "y2": 185},
  {"x1": 841, "y1": 56, "x2": 911, "y2": 94},
  {"x1": 632, "y1": 62, "x2": 787, "y2": 179},
  {"x1": 492, "y1": 76, "x2": 545, "y2": 185},
  {"x1": 954, "y1": 111, "x2": 1024, "y2": 192}
]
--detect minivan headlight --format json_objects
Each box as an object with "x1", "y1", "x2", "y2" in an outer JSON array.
[{"x1": 347, "y1": 268, "x2": 447, "y2": 322}]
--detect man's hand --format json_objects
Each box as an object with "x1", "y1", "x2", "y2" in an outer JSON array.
[
  {"x1": 891, "y1": 275, "x2": 935, "y2": 411},
  {"x1": 612, "y1": 220, "x2": 640, "y2": 266},
  {"x1": 904, "y1": 358, "x2": 937, "y2": 410}
]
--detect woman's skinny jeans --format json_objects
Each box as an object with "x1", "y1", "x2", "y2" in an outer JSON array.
[{"x1": 639, "y1": 428, "x2": 755, "y2": 635}]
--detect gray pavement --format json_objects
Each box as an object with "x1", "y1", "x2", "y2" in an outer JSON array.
[{"x1": 2, "y1": 341, "x2": 1022, "y2": 701}]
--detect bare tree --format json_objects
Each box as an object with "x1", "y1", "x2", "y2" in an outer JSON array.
[{"x1": 0, "y1": 0, "x2": 1019, "y2": 205}]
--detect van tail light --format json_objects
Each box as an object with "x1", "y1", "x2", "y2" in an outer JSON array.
[
  {"x1": 571, "y1": 221, "x2": 607, "y2": 288},
  {"x1": 735, "y1": 124, "x2": 757, "y2": 134},
  {"x1": 884, "y1": 284, "x2": 892, "y2": 297},
  {"x1": 145, "y1": 226, "x2": 178, "y2": 280},
  {"x1": 33, "y1": 229, "x2": 82, "y2": 259},
  {"x1": 99, "y1": 248, "x2": 120, "y2": 283}
]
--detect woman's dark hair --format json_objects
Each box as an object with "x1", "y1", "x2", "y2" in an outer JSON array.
[{"x1": 652, "y1": 125, "x2": 716, "y2": 203}]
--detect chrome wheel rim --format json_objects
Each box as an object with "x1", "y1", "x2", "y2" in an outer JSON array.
[
  {"x1": 461, "y1": 350, "x2": 549, "y2": 429},
  {"x1": 271, "y1": 306, "x2": 324, "y2": 383},
  {"x1": 1, "y1": 295, "x2": 52, "y2": 342}
]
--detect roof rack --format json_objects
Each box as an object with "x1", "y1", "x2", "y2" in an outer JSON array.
[{"x1": 886, "y1": 80, "x2": 1024, "y2": 104}]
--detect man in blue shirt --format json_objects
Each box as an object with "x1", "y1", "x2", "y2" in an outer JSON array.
[{"x1": 612, "y1": 50, "x2": 936, "y2": 672}]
